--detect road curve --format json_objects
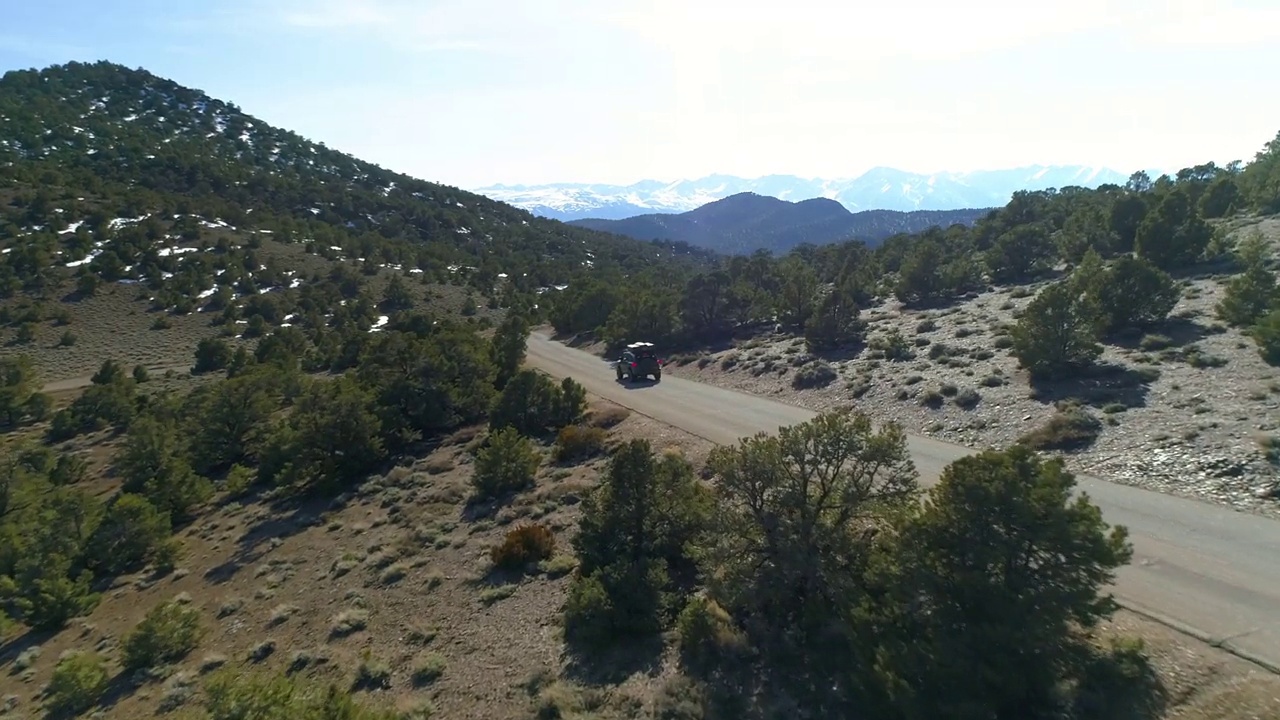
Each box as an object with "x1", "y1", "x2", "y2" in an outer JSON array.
[{"x1": 526, "y1": 332, "x2": 1280, "y2": 672}]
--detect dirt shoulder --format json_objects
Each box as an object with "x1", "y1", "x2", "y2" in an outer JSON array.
[{"x1": 1102, "y1": 611, "x2": 1280, "y2": 719}]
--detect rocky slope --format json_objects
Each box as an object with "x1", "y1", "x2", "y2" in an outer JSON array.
[{"x1": 666, "y1": 215, "x2": 1280, "y2": 517}]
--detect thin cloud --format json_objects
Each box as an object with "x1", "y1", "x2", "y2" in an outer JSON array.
[
  {"x1": 15, "y1": 0, "x2": 1263, "y2": 187},
  {"x1": 266, "y1": 0, "x2": 593, "y2": 54},
  {"x1": 278, "y1": 0, "x2": 391, "y2": 29},
  {"x1": 1140, "y1": 1, "x2": 1280, "y2": 46},
  {"x1": 605, "y1": 0, "x2": 1141, "y2": 63},
  {"x1": 0, "y1": 34, "x2": 91, "y2": 63}
]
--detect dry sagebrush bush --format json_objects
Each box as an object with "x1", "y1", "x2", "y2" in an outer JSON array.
[
  {"x1": 587, "y1": 404, "x2": 631, "y2": 428},
  {"x1": 554, "y1": 424, "x2": 607, "y2": 462},
  {"x1": 490, "y1": 522, "x2": 557, "y2": 571}
]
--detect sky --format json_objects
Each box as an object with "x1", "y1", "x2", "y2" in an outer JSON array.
[{"x1": 2, "y1": 0, "x2": 1279, "y2": 188}]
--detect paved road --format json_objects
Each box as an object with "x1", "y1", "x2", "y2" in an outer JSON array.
[{"x1": 527, "y1": 332, "x2": 1280, "y2": 672}]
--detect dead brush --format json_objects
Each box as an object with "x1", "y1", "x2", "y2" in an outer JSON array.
[
  {"x1": 553, "y1": 424, "x2": 607, "y2": 462},
  {"x1": 490, "y1": 522, "x2": 556, "y2": 571}
]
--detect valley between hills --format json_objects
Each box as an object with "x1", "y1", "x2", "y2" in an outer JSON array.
[{"x1": 2, "y1": 60, "x2": 1280, "y2": 720}]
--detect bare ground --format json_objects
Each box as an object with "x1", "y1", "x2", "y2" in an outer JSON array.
[
  {"x1": 0, "y1": 387, "x2": 1278, "y2": 719},
  {"x1": 0, "y1": 397, "x2": 706, "y2": 719}
]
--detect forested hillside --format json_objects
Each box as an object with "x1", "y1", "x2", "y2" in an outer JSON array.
[{"x1": 0, "y1": 61, "x2": 713, "y2": 318}]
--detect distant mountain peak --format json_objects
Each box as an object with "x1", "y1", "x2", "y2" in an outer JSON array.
[
  {"x1": 567, "y1": 192, "x2": 991, "y2": 256},
  {"x1": 474, "y1": 165, "x2": 1135, "y2": 222}
]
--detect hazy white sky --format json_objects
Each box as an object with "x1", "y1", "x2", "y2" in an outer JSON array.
[{"x1": 3, "y1": 0, "x2": 1279, "y2": 187}]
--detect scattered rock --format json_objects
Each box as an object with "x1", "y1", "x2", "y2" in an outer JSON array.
[{"x1": 675, "y1": 247, "x2": 1280, "y2": 517}]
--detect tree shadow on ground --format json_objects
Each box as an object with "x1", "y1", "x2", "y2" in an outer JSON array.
[
  {"x1": 687, "y1": 651, "x2": 872, "y2": 720},
  {"x1": 899, "y1": 296, "x2": 966, "y2": 313},
  {"x1": 464, "y1": 568, "x2": 519, "y2": 592},
  {"x1": 612, "y1": 376, "x2": 659, "y2": 391},
  {"x1": 59, "y1": 290, "x2": 89, "y2": 304},
  {"x1": 78, "y1": 669, "x2": 147, "y2": 719},
  {"x1": 810, "y1": 342, "x2": 867, "y2": 364},
  {"x1": 460, "y1": 493, "x2": 508, "y2": 522},
  {"x1": 1108, "y1": 316, "x2": 1214, "y2": 351},
  {"x1": 202, "y1": 489, "x2": 333, "y2": 585},
  {"x1": 561, "y1": 634, "x2": 665, "y2": 687},
  {"x1": 1028, "y1": 362, "x2": 1158, "y2": 411},
  {"x1": 1069, "y1": 640, "x2": 1169, "y2": 720},
  {"x1": 685, "y1": 637, "x2": 1170, "y2": 720},
  {"x1": 1170, "y1": 256, "x2": 1241, "y2": 283},
  {"x1": 664, "y1": 338, "x2": 738, "y2": 363},
  {"x1": 39, "y1": 665, "x2": 146, "y2": 720},
  {"x1": 0, "y1": 627, "x2": 54, "y2": 673},
  {"x1": 204, "y1": 449, "x2": 429, "y2": 584}
]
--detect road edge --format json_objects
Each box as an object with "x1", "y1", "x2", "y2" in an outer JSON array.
[{"x1": 526, "y1": 348, "x2": 1280, "y2": 678}]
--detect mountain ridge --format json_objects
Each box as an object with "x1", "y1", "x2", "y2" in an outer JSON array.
[
  {"x1": 477, "y1": 165, "x2": 1147, "y2": 221},
  {"x1": 568, "y1": 191, "x2": 992, "y2": 255}
]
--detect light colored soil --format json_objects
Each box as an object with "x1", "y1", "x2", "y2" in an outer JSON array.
[
  {"x1": 1101, "y1": 612, "x2": 1280, "y2": 720},
  {"x1": 0, "y1": 397, "x2": 709, "y2": 719}
]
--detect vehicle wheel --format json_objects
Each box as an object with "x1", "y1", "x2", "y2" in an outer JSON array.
[{"x1": 653, "y1": 371, "x2": 661, "y2": 382}]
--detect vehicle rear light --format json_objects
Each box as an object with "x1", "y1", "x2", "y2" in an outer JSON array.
[{"x1": 630, "y1": 362, "x2": 637, "y2": 368}]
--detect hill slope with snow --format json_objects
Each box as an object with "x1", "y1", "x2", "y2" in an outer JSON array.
[{"x1": 0, "y1": 60, "x2": 716, "y2": 290}]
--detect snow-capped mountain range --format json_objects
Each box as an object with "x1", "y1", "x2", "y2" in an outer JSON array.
[{"x1": 476, "y1": 166, "x2": 1143, "y2": 221}]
